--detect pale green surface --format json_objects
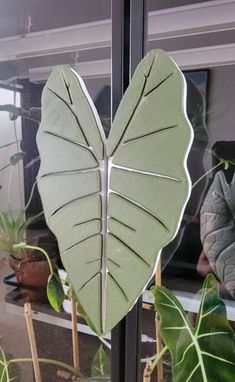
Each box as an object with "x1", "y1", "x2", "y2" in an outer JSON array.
[{"x1": 37, "y1": 50, "x2": 193, "y2": 335}]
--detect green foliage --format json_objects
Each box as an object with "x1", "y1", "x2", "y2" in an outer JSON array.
[
  {"x1": 0, "y1": 346, "x2": 15, "y2": 382},
  {"x1": 0, "y1": 210, "x2": 42, "y2": 258},
  {"x1": 0, "y1": 104, "x2": 41, "y2": 122},
  {"x1": 151, "y1": 273, "x2": 235, "y2": 382},
  {"x1": 47, "y1": 273, "x2": 65, "y2": 312},
  {"x1": 0, "y1": 104, "x2": 21, "y2": 121},
  {"x1": 9, "y1": 152, "x2": 26, "y2": 166},
  {"x1": 89, "y1": 345, "x2": 110, "y2": 381},
  {"x1": 37, "y1": 49, "x2": 193, "y2": 335}
]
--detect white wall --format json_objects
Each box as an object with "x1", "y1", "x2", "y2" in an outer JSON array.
[
  {"x1": 207, "y1": 65, "x2": 235, "y2": 145},
  {"x1": 0, "y1": 88, "x2": 24, "y2": 213}
]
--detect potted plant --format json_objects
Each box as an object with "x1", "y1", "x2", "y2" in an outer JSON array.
[
  {"x1": 0, "y1": 177, "x2": 61, "y2": 303},
  {"x1": 0, "y1": 102, "x2": 64, "y2": 305}
]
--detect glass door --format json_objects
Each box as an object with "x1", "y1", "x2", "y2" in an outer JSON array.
[{"x1": 0, "y1": 1, "x2": 112, "y2": 381}]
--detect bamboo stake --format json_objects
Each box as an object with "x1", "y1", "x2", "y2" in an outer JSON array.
[
  {"x1": 71, "y1": 297, "x2": 80, "y2": 372},
  {"x1": 143, "y1": 360, "x2": 152, "y2": 382},
  {"x1": 155, "y1": 257, "x2": 164, "y2": 382},
  {"x1": 24, "y1": 303, "x2": 42, "y2": 382}
]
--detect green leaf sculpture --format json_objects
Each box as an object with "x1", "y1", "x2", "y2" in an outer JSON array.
[
  {"x1": 36, "y1": 49, "x2": 193, "y2": 335},
  {"x1": 151, "y1": 273, "x2": 235, "y2": 382}
]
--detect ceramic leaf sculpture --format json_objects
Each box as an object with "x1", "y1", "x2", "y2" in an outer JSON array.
[{"x1": 37, "y1": 49, "x2": 193, "y2": 335}]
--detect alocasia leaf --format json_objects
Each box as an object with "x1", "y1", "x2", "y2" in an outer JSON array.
[
  {"x1": 201, "y1": 171, "x2": 235, "y2": 297},
  {"x1": 151, "y1": 273, "x2": 235, "y2": 382},
  {"x1": 36, "y1": 49, "x2": 193, "y2": 335}
]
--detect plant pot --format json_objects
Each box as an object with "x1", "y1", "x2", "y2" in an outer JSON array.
[{"x1": 9, "y1": 247, "x2": 57, "y2": 303}]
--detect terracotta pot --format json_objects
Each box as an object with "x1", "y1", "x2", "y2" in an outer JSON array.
[{"x1": 9, "y1": 248, "x2": 57, "y2": 303}]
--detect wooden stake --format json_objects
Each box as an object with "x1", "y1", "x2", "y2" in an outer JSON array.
[
  {"x1": 143, "y1": 360, "x2": 152, "y2": 382},
  {"x1": 155, "y1": 257, "x2": 164, "y2": 382},
  {"x1": 24, "y1": 303, "x2": 42, "y2": 382},
  {"x1": 71, "y1": 297, "x2": 80, "y2": 372}
]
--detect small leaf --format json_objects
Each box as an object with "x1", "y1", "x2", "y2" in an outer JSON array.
[
  {"x1": 91, "y1": 345, "x2": 110, "y2": 381},
  {"x1": 47, "y1": 273, "x2": 65, "y2": 312},
  {"x1": 0, "y1": 104, "x2": 21, "y2": 121},
  {"x1": 10, "y1": 152, "x2": 26, "y2": 166}
]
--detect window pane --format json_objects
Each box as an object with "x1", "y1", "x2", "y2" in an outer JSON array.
[
  {"x1": 0, "y1": 2, "x2": 111, "y2": 382},
  {"x1": 142, "y1": 1, "x2": 235, "y2": 380}
]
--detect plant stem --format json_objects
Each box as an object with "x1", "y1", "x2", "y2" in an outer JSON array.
[
  {"x1": 9, "y1": 358, "x2": 79, "y2": 376},
  {"x1": 23, "y1": 244, "x2": 54, "y2": 274},
  {"x1": 192, "y1": 162, "x2": 222, "y2": 189},
  {"x1": 24, "y1": 180, "x2": 37, "y2": 211},
  {"x1": 0, "y1": 163, "x2": 11, "y2": 172},
  {"x1": 151, "y1": 345, "x2": 168, "y2": 373}
]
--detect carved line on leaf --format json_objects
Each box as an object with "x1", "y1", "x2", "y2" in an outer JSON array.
[
  {"x1": 110, "y1": 190, "x2": 169, "y2": 231},
  {"x1": 61, "y1": 72, "x2": 73, "y2": 105},
  {"x1": 112, "y1": 162, "x2": 181, "y2": 182},
  {"x1": 43, "y1": 130, "x2": 98, "y2": 164},
  {"x1": 48, "y1": 192, "x2": 100, "y2": 221},
  {"x1": 107, "y1": 258, "x2": 120, "y2": 267},
  {"x1": 109, "y1": 66, "x2": 148, "y2": 157},
  {"x1": 70, "y1": 67, "x2": 106, "y2": 153},
  {"x1": 108, "y1": 272, "x2": 129, "y2": 301},
  {"x1": 109, "y1": 232, "x2": 151, "y2": 267},
  {"x1": 144, "y1": 71, "x2": 174, "y2": 97},
  {"x1": 86, "y1": 259, "x2": 101, "y2": 265},
  {"x1": 110, "y1": 55, "x2": 175, "y2": 157},
  {"x1": 78, "y1": 270, "x2": 101, "y2": 293},
  {"x1": 62, "y1": 232, "x2": 101, "y2": 255},
  {"x1": 41, "y1": 167, "x2": 99, "y2": 178},
  {"x1": 47, "y1": 87, "x2": 97, "y2": 153},
  {"x1": 123, "y1": 125, "x2": 178, "y2": 145},
  {"x1": 74, "y1": 218, "x2": 101, "y2": 227},
  {"x1": 109, "y1": 216, "x2": 136, "y2": 232}
]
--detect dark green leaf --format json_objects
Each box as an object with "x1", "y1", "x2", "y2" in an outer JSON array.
[
  {"x1": 201, "y1": 171, "x2": 235, "y2": 297},
  {"x1": 47, "y1": 273, "x2": 65, "y2": 312},
  {"x1": 151, "y1": 273, "x2": 235, "y2": 382},
  {"x1": 91, "y1": 345, "x2": 110, "y2": 381},
  {"x1": 10, "y1": 152, "x2": 26, "y2": 166}
]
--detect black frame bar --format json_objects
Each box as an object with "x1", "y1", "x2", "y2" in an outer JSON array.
[{"x1": 111, "y1": 1, "x2": 147, "y2": 381}]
